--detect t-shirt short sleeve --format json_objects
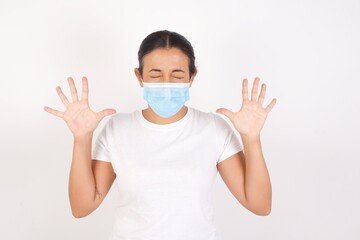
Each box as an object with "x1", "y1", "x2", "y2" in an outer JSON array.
[
  {"x1": 92, "y1": 117, "x2": 114, "y2": 162},
  {"x1": 214, "y1": 114, "x2": 243, "y2": 164}
]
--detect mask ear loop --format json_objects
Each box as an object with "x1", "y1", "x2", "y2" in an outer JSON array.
[{"x1": 140, "y1": 78, "x2": 145, "y2": 87}]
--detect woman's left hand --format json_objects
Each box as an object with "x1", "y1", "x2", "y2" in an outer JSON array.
[{"x1": 216, "y1": 77, "x2": 277, "y2": 138}]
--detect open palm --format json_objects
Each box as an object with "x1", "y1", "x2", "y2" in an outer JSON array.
[
  {"x1": 44, "y1": 76, "x2": 116, "y2": 137},
  {"x1": 216, "y1": 77, "x2": 277, "y2": 138}
]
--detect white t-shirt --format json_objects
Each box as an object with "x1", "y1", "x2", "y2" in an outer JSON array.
[{"x1": 92, "y1": 106, "x2": 243, "y2": 240}]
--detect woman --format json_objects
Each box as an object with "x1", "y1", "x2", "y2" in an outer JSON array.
[{"x1": 44, "y1": 30, "x2": 277, "y2": 240}]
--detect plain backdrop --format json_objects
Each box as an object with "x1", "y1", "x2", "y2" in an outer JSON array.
[{"x1": 1, "y1": 0, "x2": 359, "y2": 239}]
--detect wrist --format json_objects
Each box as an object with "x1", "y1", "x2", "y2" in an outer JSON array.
[
  {"x1": 240, "y1": 133, "x2": 261, "y2": 143},
  {"x1": 73, "y1": 132, "x2": 93, "y2": 141}
]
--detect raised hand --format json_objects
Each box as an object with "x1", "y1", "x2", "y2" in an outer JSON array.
[
  {"x1": 44, "y1": 76, "x2": 116, "y2": 137},
  {"x1": 216, "y1": 77, "x2": 277, "y2": 138}
]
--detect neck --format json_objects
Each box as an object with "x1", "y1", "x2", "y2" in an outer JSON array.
[{"x1": 142, "y1": 105, "x2": 188, "y2": 125}]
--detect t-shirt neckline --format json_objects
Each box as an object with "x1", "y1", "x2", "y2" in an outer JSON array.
[{"x1": 136, "y1": 106, "x2": 192, "y2": 130}]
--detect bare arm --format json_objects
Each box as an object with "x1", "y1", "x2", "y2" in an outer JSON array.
[
  {"x1": 217, "y1": 135, "x2": 271, "y2": 216},
  {"x1": 69, "y1": 134, "x2": 116, "y2": 218},
  {"x1": 240, "y1": 135, "x2": 271, "y2": 214},
  {"x1": 44, "y1": 76, "x2": 116, "y2": 218}
]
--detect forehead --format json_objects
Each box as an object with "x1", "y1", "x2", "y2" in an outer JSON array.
[{"x1": 142, "y1": 48, "x2": 189, "y2": 71}]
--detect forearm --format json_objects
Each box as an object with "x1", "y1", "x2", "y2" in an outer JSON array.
[
  {"x1": 241, "y1": 134, "x2": 272, "y2": 215},
  {"x1": 68, "y1": 134, "x2": 97, "y2": 217}
]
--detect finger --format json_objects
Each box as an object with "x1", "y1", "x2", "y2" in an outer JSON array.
[
  {"x1": 216, "y1": 108, "x2": 235, "y2": 121},
  {"x1": 251, "y1": 77, "x2": 260, "y2": 101},
  {"x1": 258, "y1": 83, "x2": 266, "y2": 105},
  {"x1": 97, "y1": 108, "x2": 117, "y2": 121},
  {"x1": 67, "y1": 77, "x2": 79, "y2": 102},
  {"x1": 242, "y1": 78, "x2": 249, "y2": 101},
  {"x1": 43, "y1": 106, "x2": 64, "y2": 118},
  {"x1": 56, "y1": 86, "x2": 70, "y2": 106},
  {"x1": 265, "y1": 98, "x2": 277, "y2": 113},
  {"x1": 81, "y1": 76, "x2": 89, "y2": 102}
]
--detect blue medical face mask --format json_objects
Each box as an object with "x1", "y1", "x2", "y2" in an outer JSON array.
[{"x1": 142, "y1": 81, "x2": 190, "y2": 118}]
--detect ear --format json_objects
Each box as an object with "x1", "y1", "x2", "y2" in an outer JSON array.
[
  {"x1": 189, "y1": 68, "x2": 197, "y2": 88},
  {"x1": 134, "y1": 68, "x2": 143, "y2": 87}
]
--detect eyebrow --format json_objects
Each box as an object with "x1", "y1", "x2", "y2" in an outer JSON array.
[
  {"x1": 172, "y1": 69, "x2": 185, "y2": 73},
  {"x1": 148, "y1": 69, "x2": 185, "y2": 73},
  {"x1": 149, "y1": 69, "x2": 161, "y2": 72}
]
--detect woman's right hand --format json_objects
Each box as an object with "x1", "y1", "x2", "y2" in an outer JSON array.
[{"x1": 44, "y1": 76, "x2": 116, "y2": 137}]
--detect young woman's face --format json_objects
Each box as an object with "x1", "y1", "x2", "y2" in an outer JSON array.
[{"x1": 135, "y1": 47, "x2": 196, "y2": 85}]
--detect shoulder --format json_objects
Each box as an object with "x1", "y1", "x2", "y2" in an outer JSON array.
[
  {"x1": 190, "y1": 107, "x2": 230, "y2": 127},
  {"x1": 190, "y1": 107, "x2": 216, "y2": 122},
  {"x1": 190, "y1": 107, "x2": 237, "y2": 145},
  {"x1": 189, "y1": 107, "x2": 234, "y2": 135},
  {"x1": 102, "y1": 110, "x2": 138, "y2": 129},
  {"x1": 97, "y1": 110, "x2": 138, "y2": 142}
]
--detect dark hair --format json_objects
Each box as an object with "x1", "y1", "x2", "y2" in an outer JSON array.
[{"x1": 137, "y1": 30, "x2": 196, "y2": 78}]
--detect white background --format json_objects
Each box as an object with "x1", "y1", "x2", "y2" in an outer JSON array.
[{"x1": 1, "y1": 0, "x2": 359, "y2": 239}]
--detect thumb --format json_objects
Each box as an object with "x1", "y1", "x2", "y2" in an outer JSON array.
[
  {"x1": 98, "y1": 108, "x2": 117, "y2": 120},
  {"x1": 216, "y1": 108, "x2": 234, "y2": 121}
]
